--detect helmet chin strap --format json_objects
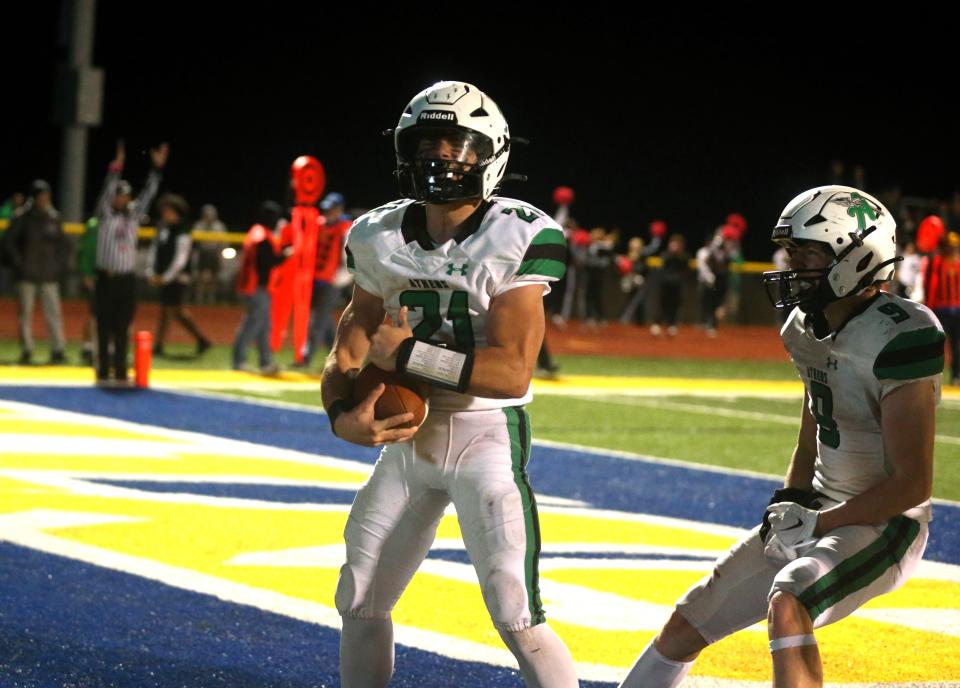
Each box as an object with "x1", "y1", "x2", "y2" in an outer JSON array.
[
  {"x1": 807, "y1": 310, "x2": 832, "y2": 339},
  {"x1": 798, "y1": 271, "x2": 841, "y2": 315},
  {"x1": 802, "y1": 254, "x2": 904, "y2": 338}
]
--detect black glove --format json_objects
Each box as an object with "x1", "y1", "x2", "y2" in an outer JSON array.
[{"x1": 759, "y1": 488, "x2": 820, "y2": 543}]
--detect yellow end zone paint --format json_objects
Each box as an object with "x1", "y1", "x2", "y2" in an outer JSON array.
[
  {"x1": 0, "y1": 452, "x2": 367, "y2": 483},
  {"x1": 5, "y1": 365, "x2": 960, "y2": 402},
  {"x1": 0, "y1": 417, "x2": 183, "y2": 442},
  {"x1": 1, "y1": 400, "x2": 959, "y2": 683}
]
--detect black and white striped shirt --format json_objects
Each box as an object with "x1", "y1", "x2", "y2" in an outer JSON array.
[{"x1": 94, "y1": 165, "x2": 161, "y2": 274}]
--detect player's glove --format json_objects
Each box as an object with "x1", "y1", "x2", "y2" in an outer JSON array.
[
  {"x1": 762, "y1": 531, "x2": 796, "y2": 566},
  {"x1": 759, "y1": 487, "x2": 817, "y2": 543},
  {"x1": 764, "y1": 501, "x2": 820, "y2": 563}
]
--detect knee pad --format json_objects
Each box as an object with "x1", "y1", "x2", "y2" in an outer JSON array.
[
  {"x1": 482, "y1": 568, "x2": 530, "y2": 630},
  {"x1": 336, "y1": 563, "x2": 390, "y2": 619},
  {"x1": 335, "y1": 563, "x2": 360, "y2": 616}
]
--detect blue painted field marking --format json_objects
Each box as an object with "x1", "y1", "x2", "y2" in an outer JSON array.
[{"x1": 0, "y1": 386, "x2": 956, "y2": 564}]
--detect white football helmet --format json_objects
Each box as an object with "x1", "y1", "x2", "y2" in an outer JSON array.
[
  {"x1": 394, "y1": 81, "x2": 510, "y2": 203},
  {"x1": 762, "y1": 185, "x2": 899, "y2": 312}
]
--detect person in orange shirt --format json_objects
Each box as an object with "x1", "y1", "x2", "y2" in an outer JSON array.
[
  {"x1": 300, "y1": 192, "x2": 351, "y2": 366},
  {"x1": 232, "y1": 201, "x2": 291, "y2": 373},
  {"x1": 923, "y1": 231, "x2": 960, "y2": 384}
]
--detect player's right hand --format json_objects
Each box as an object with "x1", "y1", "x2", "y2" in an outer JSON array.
[{"x1": 333, "y1": 383, "x2": 419, "y2": 447}]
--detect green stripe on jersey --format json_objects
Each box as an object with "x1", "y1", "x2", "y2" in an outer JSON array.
[
  {"x1": 798, "y1": 516, "x2": 920, "y2": 622},
  {"x1": 873, "y1": 327, "x2": 945, "y2": 380},
  {"x1": 530, "y1": 227, "x2": 566, "y2": 247},
  {"x1": 517, "y1": 258, "x2": 566, "y2": 280}
]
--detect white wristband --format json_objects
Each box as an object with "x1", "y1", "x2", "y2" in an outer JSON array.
[{"x1": 405, "y1": 340, "x2": 468, "y2": 387}]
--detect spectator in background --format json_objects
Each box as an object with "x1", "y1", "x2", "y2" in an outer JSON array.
[
  {"x1": 916, "y1": 214, "x2": 945, "y2": 267},
  {"x1": 556, "y1": 219, "x2": 590, "y2": 326},
  {"x1": 723, "y1": 213, "x2": 747, "y2": 323},
  {"x1": 0, "y1": 192, "x2": 25, "y2": 220},
  {"x1": 300, "y1": 191, "x2": 351, "y2": 367},
  {"x1": 0, "y1": 192, "x2": 27, "y2": 293},
  {"x1": 584, "y1": 226, "x2": 616, "y2": 327},
  {"x1": 146, "y1": 193, "x2": 211, "y2": 356},
  {"x1": 651, "y1": 233, "x2": 689, "y2": 337},
  {"x1": 696, "y1": 228, "x2": 731, "y2": 337},
  {"x1": 77, "y1": 216, "x2": 98, "y2": 365},
  {"x1": 545, "y1": 187, "x2": 574, "y2": 318},
  {"x1": 921, "y1": 231, "x2": 960, "y2": 385},
  {"x1": 618, "y1": 236, "x2": 647, "y2": 325},
  {"x1": 5, "y1": 180, "x2": 68, "y2": 364},
  {"x1": 645, "y1": 219, "x2": 667, "y2": 256},
  {"x1": 191, "y1": 203, "x2": 227, "y2": 304},
  {"x1": 536, "y1": 338, "x2": 560, "y2": 377},
  {"x1": 233, "y1": 201, "x2": 290, "y2": 373},
  {"x1": 895, "y1": 241, "x2": 922, "y2": 301},
  {"x1": 93, "y1": 139, "x2": 166, "y2": 384},
  {"x1": 633, "y1": 220, "x2": 667, "y2": 325}
]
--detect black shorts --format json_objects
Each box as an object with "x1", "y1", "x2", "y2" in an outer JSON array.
[
  {"x1": 197, "y1": 248, "x2": 221, "y2": 274},
  {"x1": 160, "y1": 282, "x2": 186, "y2": 306},
  {"x1": 81, "y1": 281, "x2": 96, "y2": 314}
]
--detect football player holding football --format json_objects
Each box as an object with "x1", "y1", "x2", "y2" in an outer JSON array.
[
  {"x1": 321, "y1": 81, "x2": 579, "y2": 687},
  {"x1": 619, "y1": 186, "x2": 943, "y2": 688}
]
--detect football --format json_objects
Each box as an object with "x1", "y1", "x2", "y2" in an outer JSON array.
[{"x1": 352, "y1": 364, "x2": 428, "y2": 428}]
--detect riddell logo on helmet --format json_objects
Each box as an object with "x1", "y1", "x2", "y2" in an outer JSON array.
[{"x1": 419, "y1": 111, "x2": 457, "y2": 123}]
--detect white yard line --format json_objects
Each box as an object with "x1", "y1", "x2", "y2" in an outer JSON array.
[{"x1": 585, "y1": 394, "x2": 960, "y2": 449}]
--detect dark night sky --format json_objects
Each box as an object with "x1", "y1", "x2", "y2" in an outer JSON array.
[{"x1": 6, "y1": 5, "x2": 956, "y2": 259}]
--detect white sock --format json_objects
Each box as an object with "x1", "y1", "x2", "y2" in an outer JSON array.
[
  {"x1": 619, "y1": 639, "x2": 694, "y2": 688},
  {"x1": 499, "y1": 624, "x2": 580, "y2": 687},
  {"x1": 339, "y1": 616, "x2": 394, "y2": 688}
]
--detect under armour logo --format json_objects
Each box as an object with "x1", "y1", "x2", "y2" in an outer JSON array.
[
  {"x1": 826, "y1": 357, "x2": 838, "y2": 370},
  {"x1": 846, "y1": 192, "x2": 878, "y2": 230},
  {"x1": 446, "y1": 262, "x2": 469, "y2": 276}
]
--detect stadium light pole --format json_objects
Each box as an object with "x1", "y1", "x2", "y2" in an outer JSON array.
[{"x1": 56, "y1": 0, "x2": 102, "y2": 222}]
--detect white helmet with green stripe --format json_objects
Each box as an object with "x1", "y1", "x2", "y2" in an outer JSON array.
[{"x1": 762, "y1": 185, "x2": 900, "y2": 312}]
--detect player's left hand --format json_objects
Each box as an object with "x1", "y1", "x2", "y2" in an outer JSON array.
[
  {"x1": 763, "y1": 531, "x2": 798, "y2": 565},
  {"x1": 765, "y1": 501, "x2": 820, "y2": 551},
  {"x1": 368, "y1": 306, "x2": 414, "y2": 371}
]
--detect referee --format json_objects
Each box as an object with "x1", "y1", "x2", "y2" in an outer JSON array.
[{"x1": 93, "y1": 139, "x2": 168, "y2": 384}]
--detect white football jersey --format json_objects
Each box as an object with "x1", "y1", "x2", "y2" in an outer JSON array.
[
  {"x1": 781, "y1": 292, "x2": 944, "y2": 520},
  {"x1": 346, "y1": 197, "x2": 566, "y2": 411}
]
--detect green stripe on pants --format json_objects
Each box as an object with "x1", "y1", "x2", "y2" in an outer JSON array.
[
  {"x1": 797, "y1": 515, "x2": 921, "y2": 622},
  {"x1": 503, "y1": 406, "x2": 545, "y2": 625}
]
